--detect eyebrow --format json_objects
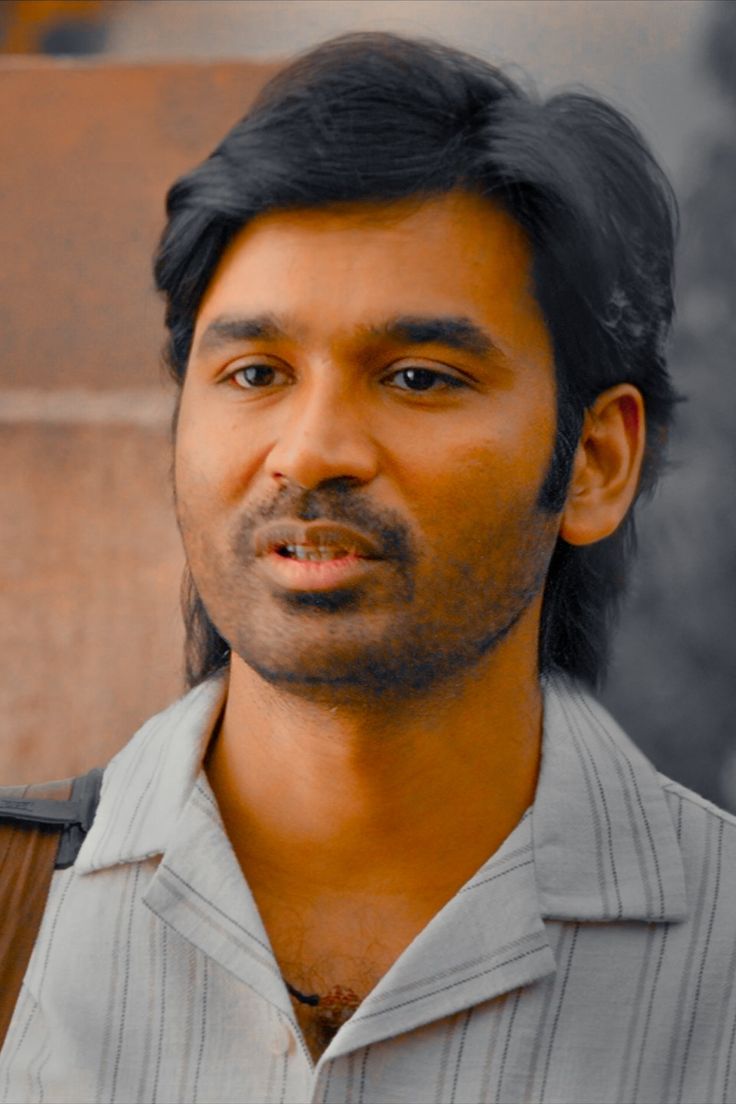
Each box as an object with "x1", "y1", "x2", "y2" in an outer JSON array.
[
  {"x1": 195, "y1": 312, "x2": 291, "y2": 356},
  {"x1": 195, "y1": 311, "x2": 497, "y2": 358},
  {"x1": 367, "y1": 315, "x2": 496, "y2": 356}
]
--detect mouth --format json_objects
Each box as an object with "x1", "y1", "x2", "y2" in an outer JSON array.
[
  {"x1": 254, "y1": 521, "x2": 383, "y2": 561},
  {"x1": 253, "y1": 520, "x2": 384, "y2": 591},
  {"x1": 275, "y1": 543, "x2": 359, "y2": 563}
]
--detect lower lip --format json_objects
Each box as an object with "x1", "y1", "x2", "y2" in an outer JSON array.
[{"x1": 258, "y1": 551, "x2": 380, "y2": 591}]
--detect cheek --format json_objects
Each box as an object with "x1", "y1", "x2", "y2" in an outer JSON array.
[
  {"x1": 174, "y1": 423, "x2": 235, "y2": 547},
  {"x1": 174, "y1": 424, "x2": 210, "y2": 515},
  {"x1": 175, "y1": 396, "x2": 253, "y2": 511},
  {"x1": 404, "y1": 427, "x2": 552, "y2": 519},
  {"x1": 396, "y1": 418, "x2": 557, "y2": 574}
]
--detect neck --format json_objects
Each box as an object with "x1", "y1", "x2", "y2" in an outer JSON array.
[{"x1": 206, "y1": 611, "x2": 544, "y2": 901}]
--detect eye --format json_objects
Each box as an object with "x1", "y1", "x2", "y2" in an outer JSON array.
[
  {"x1": 229, "y1": 363, "x2": 290, "y2": 389},
  {"x1": 385, "y1": 366, "x2": 468, "y2": 392}
]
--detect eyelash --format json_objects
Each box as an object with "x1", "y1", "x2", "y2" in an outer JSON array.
[
  {"x1": 229, "y1": 364, "x2": 289, "y2": 389},
  {"x1": 227, "y1": 364, "x2": 470, "y2": 393},
  {"x1": 386, "y1": 367, "x2": 469, "y2": 392}
]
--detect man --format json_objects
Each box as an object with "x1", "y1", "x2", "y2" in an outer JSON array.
[{"x1": 2, "y1": 31, "x2": 735, "y2": 1104}]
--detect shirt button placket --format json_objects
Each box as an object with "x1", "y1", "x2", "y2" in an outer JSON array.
[{"x1": 312, "y1": 1060, "x2": 342, "y2": 1104}]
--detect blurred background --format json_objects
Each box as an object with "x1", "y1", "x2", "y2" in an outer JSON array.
[{"x1": 1, "y1": 0, "x2": 734, "y2": 807}]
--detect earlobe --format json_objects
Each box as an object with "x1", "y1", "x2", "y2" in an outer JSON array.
[{"x1": 559, "y1": 384, "x2": 646, "y2": 547}]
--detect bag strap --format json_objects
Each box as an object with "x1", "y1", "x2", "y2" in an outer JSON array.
[{"x1": 0, "y1": 767, "x2": 103, "y2": 1051}]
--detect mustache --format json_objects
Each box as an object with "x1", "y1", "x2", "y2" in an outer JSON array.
[{"x1": 231, "y1": 482, "x2": 416, "y2": 566}]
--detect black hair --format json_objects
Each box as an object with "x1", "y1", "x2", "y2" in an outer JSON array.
[{"x1": 154, "y1": 32, "x2": 680, "y2": 690}]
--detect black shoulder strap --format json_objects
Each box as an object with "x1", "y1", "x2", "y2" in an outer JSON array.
[
  {"x1": 0, "y1": 766, "x2": 104, "y2": 868},
  {"x1": 0, "y1": 767, "x2": 105, "y2": 1052}
]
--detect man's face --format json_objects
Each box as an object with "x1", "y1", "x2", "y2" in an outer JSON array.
[{"x1": 175, "y1": 190, "x2": 561, "y2": 697}]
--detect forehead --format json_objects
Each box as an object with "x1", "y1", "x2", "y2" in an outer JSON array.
[{"x1": 193, "y1": 190, "x2": 549, "y2": 364}]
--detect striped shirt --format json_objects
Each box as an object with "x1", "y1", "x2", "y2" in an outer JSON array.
[{"x1": 2, "y1": 673, "x2": 735, "y2": 1104}]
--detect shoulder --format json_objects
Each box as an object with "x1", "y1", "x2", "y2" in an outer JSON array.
[
  {"x1": 658, "y1": 774, "x2": 736, "y2": 918},
  {"x1": 658, "y1": 773, "x2": 736, "y2": 834}
]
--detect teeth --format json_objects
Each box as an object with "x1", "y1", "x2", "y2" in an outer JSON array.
[{"x1": 280, "y1": 544, "x2": 350, "y2": 562}]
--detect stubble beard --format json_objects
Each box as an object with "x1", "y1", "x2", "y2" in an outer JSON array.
[{"x1": 178, "y1": 483, "x2": 559, "y2": 704}]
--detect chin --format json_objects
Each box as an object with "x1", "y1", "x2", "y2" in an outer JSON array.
[{"x1": 230, "y1": 631, "x2": 498, "y2": 702}]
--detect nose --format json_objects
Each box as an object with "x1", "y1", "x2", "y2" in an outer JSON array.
[{"x1": 265, "y1": 376, "x2": 380, "y2": 491}]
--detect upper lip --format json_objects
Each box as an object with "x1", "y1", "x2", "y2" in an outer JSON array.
[{"x1": 254, "y1": 521, "x2": 384, "y2": 559}]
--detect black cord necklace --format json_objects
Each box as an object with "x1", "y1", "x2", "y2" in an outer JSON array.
[
  {"x1": 285, "y1": 979, "x2": 362, "y2": 1034},
  {"x1": 286, "y1": 980, "x2": 320, "y2": 1006},
  {"x1": 287, "y1": 982, "x2": 361, "y2": 1051}
]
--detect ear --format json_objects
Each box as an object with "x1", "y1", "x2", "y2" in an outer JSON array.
[{"x1": 560, "y1": 384, "x2": 646, "y2": 546}]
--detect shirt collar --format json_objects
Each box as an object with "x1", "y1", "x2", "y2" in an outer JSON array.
[
  {"x1": 76, "y1": 670, "x2": 687, "y2": 923},
  {"x1": 75, "y1": 673, "x2": 228, "y2": 873},
  {"x1": 533, "y1": 675, "x2": 687, "y2": 923}
]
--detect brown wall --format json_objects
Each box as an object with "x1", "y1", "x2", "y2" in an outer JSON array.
[{"x1": 1, "y1": 58, "x2": 279, "y2": 782}]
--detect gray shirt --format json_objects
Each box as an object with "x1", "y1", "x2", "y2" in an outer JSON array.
[{"x1": 1, "y1": 673, "x2": 734, "y2": 1104}]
